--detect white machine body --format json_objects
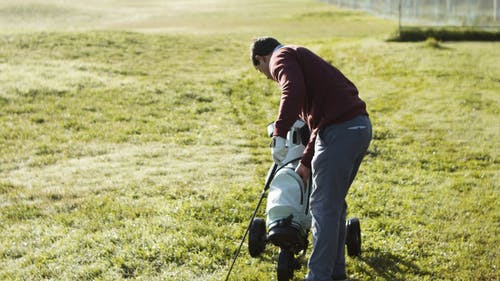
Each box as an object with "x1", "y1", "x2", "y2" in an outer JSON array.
[{"x1": 265, "y1": 120, "x2": 312, "y2": 235}]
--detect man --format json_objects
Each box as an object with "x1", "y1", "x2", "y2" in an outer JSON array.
[{"x1": 251, "y1": 37, "x2": 372, "y2": 281}]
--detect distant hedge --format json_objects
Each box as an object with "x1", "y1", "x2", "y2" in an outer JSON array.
[{"x1": 388, "y1": 26, "x2": 500, "y2": 42}]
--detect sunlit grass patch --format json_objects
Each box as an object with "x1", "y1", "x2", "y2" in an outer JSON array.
[{"x1": 0, "y1": 1, "x2": 499, "y2": 280}]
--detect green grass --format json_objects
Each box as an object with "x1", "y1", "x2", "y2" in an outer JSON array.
[{"x1": 0, "y1": 0, "x2": 499, "y2": 280}]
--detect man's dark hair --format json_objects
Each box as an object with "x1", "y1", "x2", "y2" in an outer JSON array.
[{"x1": 250, "y1": 37, "x2": 281, "y2": 66}]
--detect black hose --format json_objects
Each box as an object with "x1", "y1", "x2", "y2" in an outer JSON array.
[{"x1": 224, "y1": 163, "x2": 277, "y2": 281}]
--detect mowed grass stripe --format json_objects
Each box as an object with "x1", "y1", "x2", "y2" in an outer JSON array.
[{"x1": 0, "y1": 0, "x2": 499, "y2": 280}]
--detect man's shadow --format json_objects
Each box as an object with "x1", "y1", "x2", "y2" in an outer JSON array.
[{"x1": 349, "y1": 245, "x2": 431, "y2": 280}]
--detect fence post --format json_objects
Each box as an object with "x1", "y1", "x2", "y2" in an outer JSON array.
[
  {"x1": 398, "y1": 0, "x2": 402, "y2": 36},
  {"x1": 495, "y1": 0, "x2": 499, "y2": 22},
  {"x1": 414, "y1": 0, "x2": 419, "y2": 18}
]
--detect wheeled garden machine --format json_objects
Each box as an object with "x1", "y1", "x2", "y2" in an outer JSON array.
[{"x1": 225, "y1": 120, "x2": 362, "y2": 281}]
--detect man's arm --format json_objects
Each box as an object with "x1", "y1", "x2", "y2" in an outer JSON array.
[
  {"x1": 300, "y1": 129, "x2": 316, "y2": 168},
  {"x1": 271, "y1": 50, "x2": 306, "y2": 138}
]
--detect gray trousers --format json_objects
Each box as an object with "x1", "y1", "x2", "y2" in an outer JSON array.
[{"x1": 306, "y1": 115, "x2": 372, "y2": 281}]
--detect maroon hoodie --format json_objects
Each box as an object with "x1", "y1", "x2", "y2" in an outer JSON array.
[{"x1": 270, "y1": 45, "x2": 368, "y2": 168}]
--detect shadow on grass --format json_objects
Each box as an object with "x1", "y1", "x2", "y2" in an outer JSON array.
[
  {"x1": 351, "y1": 246, "x2": 430, "y2": 280},
  {"x1": 387, "y1": 26, "x2": 500, "y2": 42}
]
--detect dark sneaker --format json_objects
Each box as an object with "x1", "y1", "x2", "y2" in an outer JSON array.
[
  {"x1": 302, "y1": 274, "x2": 347, "y2": 281},
  {"x1": 332, "y1": 273, "x2": 347, "y2": 281}
]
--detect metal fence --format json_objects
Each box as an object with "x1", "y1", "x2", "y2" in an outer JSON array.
[{"x1": 319, "y1": 0, "x2": 500, "y2": 28}]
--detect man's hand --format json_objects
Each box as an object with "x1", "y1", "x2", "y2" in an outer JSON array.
[
  {"x1": 295, "y1": 163, "x2": 310, "y2": 186},
  {"x1": 271, "y1": 136, "x2": 288, "y2": 165}
]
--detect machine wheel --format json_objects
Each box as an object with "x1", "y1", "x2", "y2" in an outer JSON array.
[
  {"x1": 346, "y1": 218, "x2": 361, "y2": 257},
  {"x1": 277, "y1": 248, "x2": 294, "y2": 281},
  {"x1": 248, "y1": 217, "x2": 267, "y2": 257}
]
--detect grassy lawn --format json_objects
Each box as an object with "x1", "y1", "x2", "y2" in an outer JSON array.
[{"x1": 0, "y1": 0, "x2": 499, "y2": 280}]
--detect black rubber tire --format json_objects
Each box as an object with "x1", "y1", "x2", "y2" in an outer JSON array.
[
  {"x1": 277, "y1": 248, "x2": 294, "y2": 281},
  {"x1": 346, "y1": 217, "x2": 361, "y2": 257},
  {"x1": 248, "y1": 217, "x2": 267, "y2": 257}
]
